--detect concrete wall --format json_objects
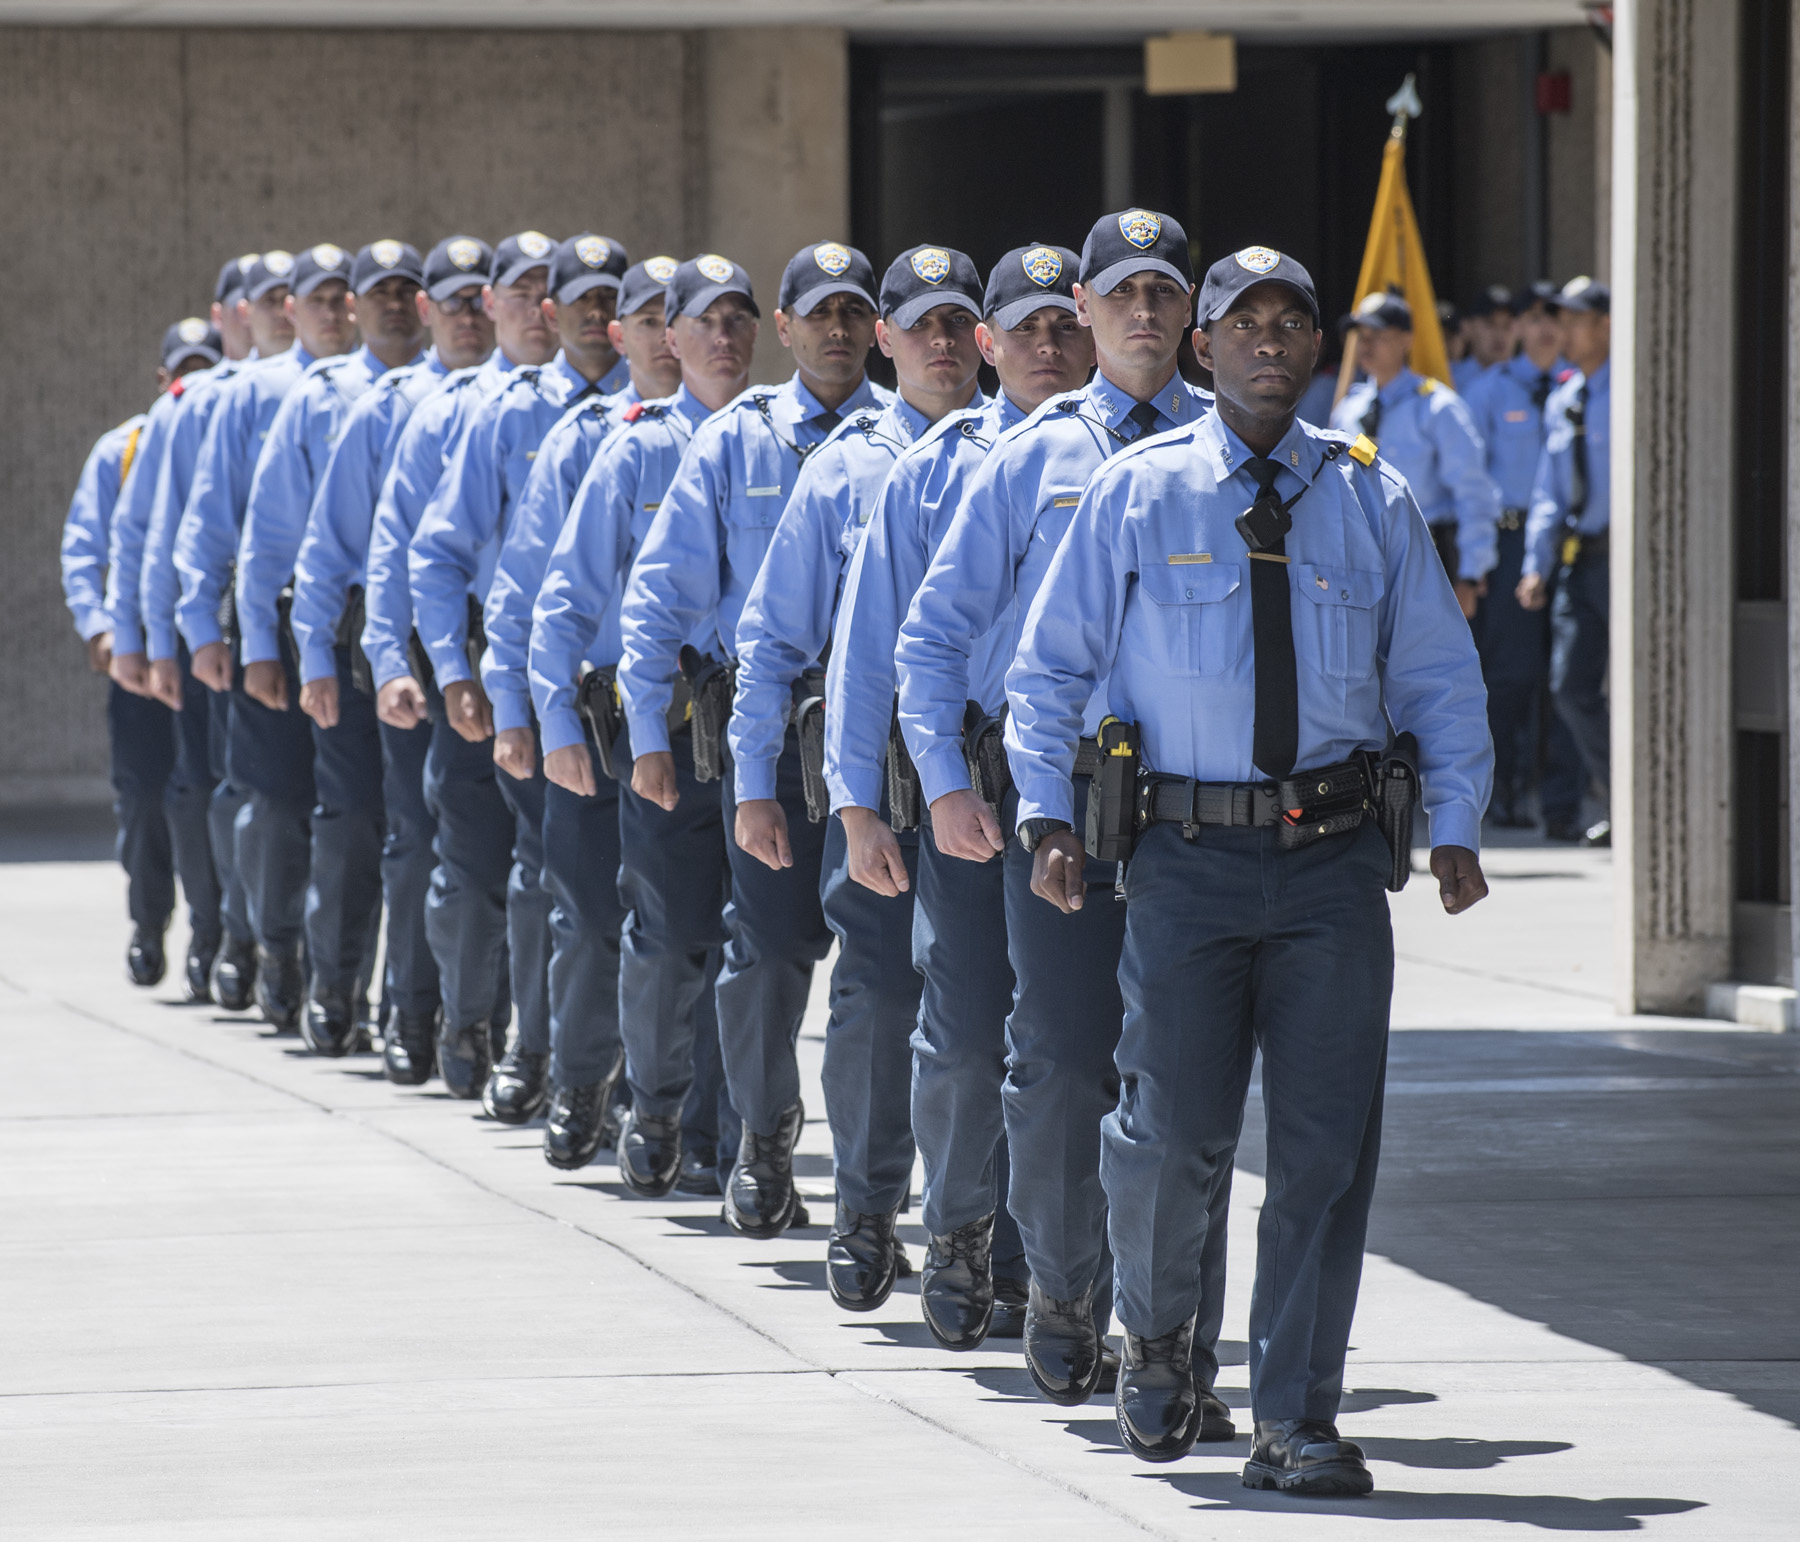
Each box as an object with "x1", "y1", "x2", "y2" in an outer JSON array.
[{"x1": 0, "y1": 25, "x2": 846, "y2": 800}]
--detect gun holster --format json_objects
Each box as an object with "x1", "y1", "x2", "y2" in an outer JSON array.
[
  {"x1": 885, "y1": 704, "x2": 921, "y2": 833},
  {"x1": 1084, "y1": 717, "x2": 1140, "y2": 864},
  {"x1": 218, "y1": 564, "x2": 241, "y2": 669},
  {"x1": 792, "y1": 669, "x2": 829, "y2": 824},
  {"x1": 406, "y1": 628, "x2": 436, "y2": 698},
  {"x1": 276, "y1": 583, "x2": 299, "y2": 677},
  {"x1": 961, "y1": 700, "x2": 1012, "y2": 817},
  {"x1": 1369, "y1": 732, "x2": 1419, "y2": 892},
  {"x1": 577, "y1": 664, "x2": 626, "y2": 781},
  {"x1": 680, "y1": 645, "x2": 736, "y2": 785},
  {"x1": 338, "y1": 585, "x2": 374, "y2": 696},
  {"x1": 464, "y1": 593, "x2": 487, "y2": 682}
]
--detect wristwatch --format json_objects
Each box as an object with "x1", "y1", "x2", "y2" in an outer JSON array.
[{"x1": 1017, "y1": 817, "x2": 1073, "y2": 855}]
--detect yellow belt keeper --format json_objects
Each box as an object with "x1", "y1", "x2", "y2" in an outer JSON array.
[{"x1": 1561, "y1": 534, "x2": 1581, "y2": 568}]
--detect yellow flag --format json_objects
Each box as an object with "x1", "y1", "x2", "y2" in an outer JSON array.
[{"x1": 1342, "y1": 126, "x2": 1451, "y2": 391}]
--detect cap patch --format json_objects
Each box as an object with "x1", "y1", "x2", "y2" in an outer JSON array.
[
  {"x1": 177, "y1": 317, "x2": 210, "y2": 345},
  {"x1": 1355, "y1": 293, "x2": 1389, "y2": 317},
  {"x1": 1022, "y1": 246, "x2": 1063, "y2": 287},
  {"x1": 236, "y1": 253, "x2": 259, "y2": 274},
  {"x1": 813, "y1": 242, "x2": 852, "y2": 277},
  {"x1": 1234, "y1": 246, "x2": 1280, "y2": 275},
  {"x1": 576, "y1": 236, "x2": 611, "y2": 269},
  {"x1": 447, "y1": 239, "x2": 484, "y2": 272},
  {"x1": 371, "y1": 239, "x2": 405, "y2": 269},
  {"x1": 644, "y1": 256, "x2": 678, "y2": 283},
  {"x1": 310, "y1": 243, "x2": 347, "y2": 270},
  {"x1": 517, "y1": 231, "x2": 553, "y2": 259},
  {"x1": 910, "y1": 248, "x2": 951, "y2": 284},
  {"x1": 696, "y1": 254, "x2": 734, "y2": 284},
  {"x1": 1565, "y1": 275, "x2": 1593, "y2": 297},
  {"x1": 1119, "y1": 210, "x2": 1162, "y2": 250},
  {"x1": 264, "y1": 250, "x2": 295, "y2": 277}
]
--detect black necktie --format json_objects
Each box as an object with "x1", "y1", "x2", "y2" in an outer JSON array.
[
  {"x1": 1567, "y1": 381, "x2": 1590, "y2": 518},
  {"x1": 1359, "y1": 394, "x2": 1382, "y2": 440},
  {"x1": 814, "y1": 409, "x2": 842, "y2": 434},
  {"x1": 1244, "y1": 456, "x2": 1299, "y2": 779},
  {"x1": 1530, "y1": 371, "x2": 1552, "y2": 411},
  {"x1": 1125, "y1": 400, "x2": 1162, "y2": 441}
]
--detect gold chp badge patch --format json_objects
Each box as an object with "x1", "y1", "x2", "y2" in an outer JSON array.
[
  {"x1": 909, "y1": 247, "x2": 951, "y2": 284},
  {"x1": 1022, "y1": 246, "x2": 1063, "y2": 287},
  {"x1": 576, "y1": 236, "x2": 611, "y2": 269},
  {"x1": 813, "y1": 242, "x2": 853, "y2": 276},
  {"x1": 644, "y1": 256, "x2": 678, "y2": 283},
  {"x1": 696, "y1": 254, "x2": 735, "y2": 283},
  {"x1": 1118, "y1": 210, "x2": 1162, "y2": 250},
  {"x1": 1234, "y1": 246, "x2": 1281, "y2": 274}
]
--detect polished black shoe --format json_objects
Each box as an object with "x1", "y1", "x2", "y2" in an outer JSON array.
[
  {"x1": 254, "y1": 946, "x2": 304, "y2": 1032},
  {"x1": 299, "y1": 993, "x2": 358, "y2": 1058},
  {"x1": 182, "y1": 941, "x2": 216, "y2": 1003},
  {"x1": 617, "y1": 1107, "x2": 683, "y2": 1198},
  {"x1": 483, "y1": 1046, "x2": 549, "y2": 1124},
  {"x1": 1543, "y1": 819, "x2": 1585, "y2": 843},
  {"x1": 1115, "y1": 1317, "x2": 1203, "y2": 1462},
  {"x1": 1583, "y1": 818, "x2": 1612, "y2": 848},
  {"x1": 543, "y1": 1080, "x2": 608, "y2": 1169},
  {"x1": 1243, "y1": 1420, "x2": 1373, "y2": 1497},
  {"x1": 436, "y1": 1019, "x2": 492, "y2": 1100},
  {"x1": 1197, "y1": 1384, "x2": 1237, "y2": 1442},
  {"x1": 211, "y1": 936, "x2": 257, "y2": 1012},
  {"x1": 382, "y1": 1009, "x2": 438, "y2": 1085},
  {"x1": 920, "y1": 1212, "x2": 994, "y2": 1349},
  {"x1": 723, "y1": 1100, "x2": 806, "y2": 1238},
  {"x1": 827, "y1": 1204, "x2": 902, "y2": 1313},
  {"x1": 1024, "y1": 1280, "x2": 1104, "y2": 1405},
  {"x1": 990, "y1": 1275, "x2": 1028, "y2": 1339},
  {"x1": 1097, "y1": 1343, "x2": 1120, "y2": 1395},
  {"x1": 676, "y1": 1144, "x2": 722, "y2": 1195},
  {"x1": 126, "y1": 929, "x2": 166, "y2": 987}
]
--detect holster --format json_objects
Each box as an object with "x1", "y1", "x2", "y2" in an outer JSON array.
[
  {"x1": 218, "y1": 564, "x2": 241, "y2": 668},
  {"x1": 1428, "y1": 520, "x2": 1460, "y2": 582},
  {"x1": 464, "y1": 593, "x2": 488, "y2": 682},
  {"x1": 885, "y1": 703, "x2": 921, "y2": 833},
  {"x1": 1084, "y1": 717, "x2": 1140, "y2": 863},
  {"x1": 680, "y1": 645, "x2": 736, "y2": 785},
  {"x1": 1369, "y1": 732, "x2": 1419, "y2": 892},
  {"x1": 276, "y1": 583, "x2": 299, "y2": 677},
  {"x1": 961, "y1": 700, "x2": 1013, "y2": 816},
  {"x1": 792, "y1": 668, "x2": 829, "y2": 824},
  {"x1": 337, "y1": 584, "x2": 374, "y2": 696},
  {"x1": 405, "y1": 628, "x2": 436, "y2": 697},
  {"x1": 577, "y1": 664, "x2": 625, "y2": 781},
  {"x1": 1274, "y1": 759, "x2": 1370, "y2": 852}
]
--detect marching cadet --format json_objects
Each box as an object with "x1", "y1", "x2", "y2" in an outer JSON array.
[
  {"x1": 360, "y1": 231, "x2": 551, "y2": 1098},
  {"x1": 484, "y1": 257, "x2": 685, "y2": 1168},
  {"x1": 409, "y1": 231, "x2": 629, "y2": 1122},
  {"x1": 236, "y1": 241, "x2": 428, "y2": 1055},
  {"x1": 895, "y1": 210, "x2": 1230, "y2": 1420},
  {"x1": 1464, "y1": 281, "x2": 1585, "y2": 836},
  {"x1": 295, "y1": 235, "x2": 496, "y2": 1083},
  {"x1": 533, "y1": 254, "x2": 758, "y2": 1189},
  {"x1": 731, "y1": 244, "x2": 985, "y2": 1305},
  {"x1": 824, "y1": 243, "x2": 1095, "y2": 1344},
  {"x1": 618, "y1": 242, "x2": 891, "y2": 1235},
  {"x1": 1518, "y1": 276, "x2": 1612, "y2": 847},
  {"x1": 1331, "y1": 292, "x2": 1501, "y2": 619},
  {"x1": 1005, "y1": 247, "x2": 1491, "y2": 1488},
  {"x1": 1460, "y1": 285, "x2": 1518, "y2": 380},
  {"x1": 177, "y1": 244, "x2": 359, "y2": 1034}
]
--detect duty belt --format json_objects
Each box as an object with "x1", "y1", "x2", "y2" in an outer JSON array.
[
  {"x1": 1072, "y1": 736, "x2": 1103, "y2": 779},
  {"x1": 1498, "y1": 507, "x2": 1526, "y2": 532},
  {"x1": 1142, "y1": 777, "x2": 1286, "y2": 829},
  {"x1": 1559, "y1": 527, "x2": 1609, "y2": 567}
]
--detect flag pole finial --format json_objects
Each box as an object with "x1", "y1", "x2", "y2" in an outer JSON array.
[{"x1": 1386, "y1": 73, "x2": 1423, "y2": 140}]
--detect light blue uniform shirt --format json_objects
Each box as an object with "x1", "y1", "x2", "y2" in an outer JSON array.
[
  {"x1": 1330, "y1": 367, "x2": 1500, "y2": 582},
  {"x1": 1005, "y1": 409, "x2": 1494, "y2": 853},
  {"x1": 1452, "y1": 356, "x2": 1486, "y2": 396},
  {"x1": 409, "y1": 351, "x2": 599, "y2": 699},
  {"x1": 479, "y1": 380, "x2": 640, "y2": 734},
  {"x1": 360, "y1": 351, "x2": 514, "y2": 690},
  {"x1": 104, "y1": 390, "x2": 184, "y2": 655},
  {"x1": 140, "y1": 360, "x2": 245, "y2": 661},
  {"x1": 290, "y1": 350, "x2": 449, "y2": 684},
  {"x1": 617, "y1": 371, "x2": 892, "y2": 759},
  {"x1": 61, "y1": 415, "x2": 147, "y2": 641},
  {"x1": 236, "y1": 345, "x2": 390, "y2": 666},
  {"x1": 824, "y1": 392, "x2": 1028, "y2": 814},
  {"x1": 174, "y1": 345, "x2": 315, "y2": 652},
  {"x1": 530, "y1": 387, "x2": 712, "y2": 758},
  {"x1": 1465, "y1": 353, "x2": 1568, "y2": 512},
  {"x1": 895, "y1": 370, "x2": 1210, "y2": 807},
  {"x1": 731, "y1": 393, "x2": 937, "y2": 803},
  {"x1": 1523, "y1": 360, "x2": 1611, "y2": 581}
]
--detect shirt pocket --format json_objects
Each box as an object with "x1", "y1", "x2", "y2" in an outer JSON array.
[
  {"x1": 1295, "y1": 564, "x2": 1383, "y2": 679},
  {"x1": 729, "y1": 435, "x2": 788, "y2": 530},
  {"x1": 1136, "y1": 561, "x2": 1244, "y2": 676}
]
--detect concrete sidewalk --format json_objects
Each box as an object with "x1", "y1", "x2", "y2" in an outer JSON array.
[{"x1": 2, "y1": 831, "x2": 1796, "y2": 1538}]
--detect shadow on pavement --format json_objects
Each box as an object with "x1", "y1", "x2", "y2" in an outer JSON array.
[{"x1": 0, "y1": 803, "x2": 115, "y2": 862}]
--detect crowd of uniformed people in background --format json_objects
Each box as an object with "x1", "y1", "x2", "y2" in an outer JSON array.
[{"x1": 59, "y1": 207, "x2": 1607, "y2": 1497}]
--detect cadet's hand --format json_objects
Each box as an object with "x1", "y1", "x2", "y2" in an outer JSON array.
[
  {"x1": 1430, "y1": 844, "x2": 1489, "y2": 914},
  {"x1": 243, "y1": 659, "x2": 288, "y2": 712},
  {"x1": 1516, "y1": 573, "x2": 1549, "y2": 611},
  {"x1": 545, "y1": 744, "x2": 596, "y2": 798},
  {"x1": 1453, "y1": 578, "x2": 1484, "y2": 620},
  {"x1": 494, "y1": 727, "x2": 535, "y2": 781},
  {"x1": 631, "y1": 751, "x2": 679, "y2": 811},
  {"x1": 192, "y1": 641, "x2": 233, "y2": 693},
  {"x1": 148, "y1": 657, "x2": 183, "y2": 710},
  {"x1": 109, "y1": 650, "x2": 150, "y2": 696},
  {"x1": 841, "y1": 805, "x2": 910, "y2": 897},
  {"x1": 300, "y1": 674, "x2": 339, "y2": 729},
  {"x1": 443, "y1": 679, "x2": 493, "y2": 742},
  {"x1": 736, "y1": 798, "x2": 792, "y2": 872},
  {"x1": 929, "y1": 788, "x2": 1006, "y2": 863},
  {"x1": 1030, "y1": 830, "x2": 1087, "y2": 914},
  {"x1": 87, "y1": 631, "x2": 114, "y2": 674},
  {"x1": 376, "y1": 675, "x2": 428, "y2": 730}
]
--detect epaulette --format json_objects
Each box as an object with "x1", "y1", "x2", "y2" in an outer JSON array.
[
  {"x1": 1417, "y1": 378, "x2": 1441, "y2": 396},
  {"x1": 1349, "y1": 434, "x2": 1378, "y2": 466}
]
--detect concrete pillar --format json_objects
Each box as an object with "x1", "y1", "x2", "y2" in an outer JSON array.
[
  {"x1": 1786, "y1": 0, "x2": 1800, "y2": 994},
  {"x1": 1612, "y1": 0, "x2": 1739, "y2": 1013}
]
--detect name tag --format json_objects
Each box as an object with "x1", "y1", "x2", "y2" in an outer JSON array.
[
  {"x1": 1051, "y1": 495, "x2": 1080, "y2": 508},
  {"x1": 1504, "y1": 410, "x2": 1529, "y2": 423},
  {"x1": 643, "y1": 502, "x2": 660, "y2": 512},
  {"x1": 1167, "y1": 552, "x2": 1212, "y2": 565},
  {"x1": 525, "y1": 450, "x2": 537, "y2": 459},
  {"x1": 747, "y1": 485, "x2": 783, "y2": 497}
]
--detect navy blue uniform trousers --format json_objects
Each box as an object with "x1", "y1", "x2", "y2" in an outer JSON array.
[
  {"x1": 205, "y1": 683, "x2": 253, "y2": 949},
  {"x1": 378, "y1": 716, "x2": 439, "y2": 1018},
  {"x1": 1107, "y1": 819, "x2": 1393, "y2": 1423},
  {"x1": 541, "y1": 740, "x2": 625, "y2": 1087},
  {"x1": 106, "y1": 681, "x2": 176, "y2": 936},
  {"x1": 494, "y1": 745, "x2": 552, "y2": 1062},
  {"x1": 1550, "y1": 552, "x2": 1611, "y2": 800},
  {"x1": 167, "y1": 647, "x2": 223, "y2": 952},
  {"x1": 226, "y1": 650, "x2": 313, "y2": 956},
  {"x1": 306, "y1": 645, "x2": 384, "y2": 1008}
]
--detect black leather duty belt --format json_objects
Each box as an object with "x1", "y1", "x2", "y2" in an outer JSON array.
[{"x1": 1142, "y1": 777, "x2": 1286, "y2": 829}]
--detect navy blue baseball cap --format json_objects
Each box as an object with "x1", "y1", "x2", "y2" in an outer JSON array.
[
  {"x1": 163, "y1": 317, "x2": 222, "y2": 372},
  {"x1": 985, "y1": 243, "x2": 1080, "y2": 330},
  {"x1": 553, "y1": 233, "x2": 630, "y2": 304},
  {"x1": 1513, "y1": 279, "x2": 1561, "y2": 314},
  {"x1": 492, "y1": 230, "x2": 556, "y2": 289},
  {"x1": 880, "y1": 245, "x2": 983, "y2": 329},
  {"x1": 618, "y1": 257, "x2": 679, "y2": 318},
  {"x1": 667, "y1": 254, "x2": 758, "y2": 320},
  {"x1": 292, "y1": 242, "x2": 353, "y2": 298},
  {"x1": 424, "y1": 236, "x2": 493, "y2": 301},
  {"x1": 1557, "y1": 275, "x2": 1610, "y2": 314},
  {"x1": 1198, "y1": 246, "x2": 1321, "y2": 328},
  {"x1": 351, "y1": 240, "x2": 424, "y2": 295},
  {"x1": 1466, "y1": 283, "x2": 1512, "y2": 319},
  {"x1": 1079, "y1": 209, "x2": 1194, "y2": 295},
  {"x1": 215, "y1": 253, "x2": 259, "y2": 306},
  {"x1": 244, "y1": 250, "x2": 297, "y2": 302},
  {"x1": 778, "y1": 241, "x2": 876, "y2": 316},
  {"x1": 1344, "y1": 290, "x2": 1412, "y2": 331}
]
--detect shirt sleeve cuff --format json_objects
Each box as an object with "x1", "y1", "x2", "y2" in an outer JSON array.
[
  {"x1": 430, "y1": 651, "x2": 471, "y2": 688},
  {"x1": 624, "y1": 708, "x2": 671, "y2": 758},
  {"x1": 300, "y1": 640, "x2": 338, "y2": 685},
  {"x1": 180, "y1": 615, "x2": 224, "y2": 652},
  {"x1": 238, "y1": 622, "x2": 281, "y2": 666},
  {"x1": 539, "y1": 708, "x2": 586, "y2": 757},
  {"x1": 827, "y1": 765, "x2": 883, "y2": 813},
  {"x1": 1427, "y1": 805, "x2": 1482, "y2": 855},
  {"x1": 490, "y1": 688, "x2": 533, "y2": 734},
  {"x1": 1013, "y1": 775, "x2": 1076, "y2": 831},
  {"x1": 110, "y1": 619, "x2": 145, "y2": 655},
  {"x1": 914, "y1": 742, "x2": 973, "y2": 806},
  {"x1": 733, "y1": 756, "x2": 778, "y2": 803},
  {"x1": 146, "y1": 623, "x2": 177, "y2": 662},
  {"x1": 77, "y1": 607, "x2": 113, "y2": 642}
]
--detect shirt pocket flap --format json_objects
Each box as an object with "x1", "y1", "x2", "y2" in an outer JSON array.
[
  {"x1": 1139, "y1": 562, "x2": 1242, "y2": 606},
  {"x1": 1296, "y1": 565, "x2": 1383, "y2": 610}
]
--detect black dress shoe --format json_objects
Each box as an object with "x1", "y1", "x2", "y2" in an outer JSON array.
[
  {"x1": 183, "y1": 941, "x2": 216, "y2": 1004},
  {"x1": 383, "y1": 1009, "x2": 438, "y2": 1086},
  {"x1": 437, "y1": 1019, "x2": 493, "y2": 1100},
  {"x1": 1243, "y1": 1419, "x2": 1373, "y2": 1497},
  {"x1": 484, "y1": 1046, "x2": 549, "y2": 1123},
  {"x1": 544, "y1": 1080, "x2": 608, "y2": 1169},
  {"x1": 1197, "y1": 1384, "x2": 1236, "y2": 1442},
  {"x1": 1115, "y1": 1316, "x2": 1202, "y2": 1462},
  {"x1": 617, "y1": 1107, "x2": 683, "y2": 1197},
  {"x1": 677, "y1": 1145, "x2": 722, "y2": 1195},
  {"x1": 1024, "y1": 1280, "x2": 1104, "y2": 1406},
  {"x1": 1543, "y1": 818, "x2": 1585, "y2": 842},
  {"x1": 1583, "y1": 818, "x2": 1612, "y2": 848},
  {"x1": 723, "y1": 1100, "x2": 806, "y2": 1238},
  {"x1": 126, "y1": 929, "x2": 166, "y2": 987},
  {"x1": 300, "y1": 993, "x2": 358, "y2": 1058},
  {"x1": 828, "y1": 1204, "x2": 903, "y2": 1313},
  {"x1": 1097, "y1": 1343, "x2": 1120, "y2": 1395},
  {"x1": 211, "y1": 936, "x2": 258, "y2": 1012},
  {"x1": 990, "y1": 1275, "x2": 1028, "y2": 1339},
  {"x1": 920, "y1": 1212, "x2": 994, "y2": 1349},
  {"x1": 253, "y1": 946, "x2": 304, "y2": 1032}
]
